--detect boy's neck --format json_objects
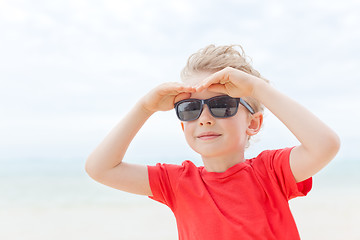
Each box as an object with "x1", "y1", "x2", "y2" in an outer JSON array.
[{"x1": 201, "y1": 152, "x2": 245, "y2": 173}]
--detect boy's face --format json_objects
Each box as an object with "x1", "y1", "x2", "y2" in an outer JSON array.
[{"x1": 182, "y1": 73, "x2": 252, "y2": 160}]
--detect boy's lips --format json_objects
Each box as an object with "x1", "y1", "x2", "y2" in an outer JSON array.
[{"x1": 197, "y1": 132, "x2": 222, "y2": 140}]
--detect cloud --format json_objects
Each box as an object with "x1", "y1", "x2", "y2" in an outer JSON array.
[{"x1": 0, "y1": 0, "x2": 359, "y2": 162}]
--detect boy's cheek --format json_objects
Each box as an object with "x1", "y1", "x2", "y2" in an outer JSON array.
[
  {"x1": 182, "y1": 122, "x2": 193, "y2": 132},
  {"x1": 182, "y1": 122, "x2": 199, "y2": 140}
]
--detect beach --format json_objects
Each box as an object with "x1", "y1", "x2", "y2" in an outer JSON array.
[{"x1": 1, "y1": 193, "x2": 359, "y2": 240}]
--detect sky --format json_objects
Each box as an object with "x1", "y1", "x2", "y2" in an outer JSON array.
[{"x1": 0, "y1": 0, "x2": 359, "y2": 167}]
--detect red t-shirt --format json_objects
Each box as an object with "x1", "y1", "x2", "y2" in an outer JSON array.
[{"x1": 147, "y1": 148, "x2": 312, "y2": 240}]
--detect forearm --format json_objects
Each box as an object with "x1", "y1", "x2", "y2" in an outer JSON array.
[
  {"x1": 85, "y1": 99, "x2": 154, "y2": 175},
  {"x1": 252, "y1": 80, "x2": 340, "y2": 158}
]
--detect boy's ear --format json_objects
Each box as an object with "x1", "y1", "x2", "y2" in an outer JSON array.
[
  {"x1": 246, "y1": 112, "x2": 263, "y2": 136},
  {"x1": 181, "y1": 122, "x2": 185, "y2": 132}
]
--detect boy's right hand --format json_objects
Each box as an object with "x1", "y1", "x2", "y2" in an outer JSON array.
[{"x1": 140, "y1": 82, "x2": 196, "y2": 114}]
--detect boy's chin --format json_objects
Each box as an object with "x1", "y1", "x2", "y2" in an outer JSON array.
[
  {"x1": 194, "y1": 148, "x2": 227, "y2": 159},
  {"x1": 192, "y1": 144, "x2": 245, "y2": 160}
]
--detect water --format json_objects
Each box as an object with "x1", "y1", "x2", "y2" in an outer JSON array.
[
  {"x1": 0, "y1": 157, "x2": 146, "y2": 208},
  {"x1": 1, "y1": 156, "x2": 359, "y2": 208}
]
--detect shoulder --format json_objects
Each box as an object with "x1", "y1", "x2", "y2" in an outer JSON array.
[
  {"x1": 149, "y1": 160, "x2": 198, "y2": 170},
  {"x1": 254, "y1": 147, "x2": 294, "y2": 159},
  {"x1": 147, "y1": 160, "x2": 201, "y2": 205},
  {"x1": 248, "y1": 147, "x2": 294, "y2": 167},
  {"x1": 248, "y1": 147, "x2": 312, "y2": 199},
  {"x1": 148, "y1": 160, "x2": 199, "y2": 178},
  {"x1": 245, "y1": 147, "x2": 295, "y2": 181}
]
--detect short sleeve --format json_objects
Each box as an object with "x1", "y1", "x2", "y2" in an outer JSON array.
[
  {"x1": 147, "y1": 163, "x2": 185, "y2": 209},
  {"x1": 253, "y1": 148, "x2": 312, "y2": 200}
]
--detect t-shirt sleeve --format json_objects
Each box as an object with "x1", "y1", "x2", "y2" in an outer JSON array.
[
  {"x1": 147, "y1": 163, "x2": 185, "y2": 209},
  {"x1": 254, "y1": 147, "x2": 312, "y2": 200}
]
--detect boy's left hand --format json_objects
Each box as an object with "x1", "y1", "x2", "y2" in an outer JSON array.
[{"x1": 195, "y1": 67, "x2": 262, "y2": 98}]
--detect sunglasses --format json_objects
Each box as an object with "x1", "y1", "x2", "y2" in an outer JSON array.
[{"x1": 174, "y1": 95, "x2": 255, "y2": 121}]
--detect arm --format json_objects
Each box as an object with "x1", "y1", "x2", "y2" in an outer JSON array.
[
  {"x1": 195, "y1": 67, "x2": 341, "y2": 182},
  {"x1": 85, "y1": 83, "x2": 195, "y2": 195},
  {"x1": 252, "y1": 80, "x2": 340, "y2": 182}
]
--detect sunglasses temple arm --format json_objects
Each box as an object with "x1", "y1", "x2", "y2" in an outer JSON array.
[{"x1": 239, "y1": 98, "x2": 255, "y2": 114}]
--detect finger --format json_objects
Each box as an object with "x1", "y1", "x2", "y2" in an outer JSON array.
[
  {"x1": 207, "y1": 84, "x2": 228, "y2": 95},
  {"x1": 171, "y1": 82, "x2": 196, "y2": 91},
  {"x1": 174, "y1": 92, "x2": 192, "y2": 103},
  {"x1": 159, "y1": 83, "x2": 195, "y2": 96},
  {"x1": 195, "y1": 71, "x2": 227, "y2": 92},
  {"x1": 179, "y1": 84, "x2": 197, "y2": 93}
]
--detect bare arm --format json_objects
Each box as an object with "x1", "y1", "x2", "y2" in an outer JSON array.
[
  {"x1": 252, "y1": 80, "x2": 341, "y2": 182},
  {"x1": 85, "y1": 83, "x2": 195, "y2": 195},
  {"x1": 195, "y1": 67, "x2": 341, "y2": 182}
]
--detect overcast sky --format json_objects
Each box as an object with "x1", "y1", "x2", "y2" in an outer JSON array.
[{"x1": 1, "y1": 0, "x2": 359, "y2": 166}]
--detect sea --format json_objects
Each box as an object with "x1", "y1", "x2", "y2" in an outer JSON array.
[
  {"x1": 1, "y1": 156, "x2": 359, "y2": 239},
  {"x1": 1, "y1": 155, "x2": 359, "y2": 208}
]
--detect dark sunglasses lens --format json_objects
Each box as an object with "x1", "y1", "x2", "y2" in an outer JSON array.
[
  {"x1": 209, "y1": 97, "x2": 238, "y2": 117},
  {"x1": 177, "y1": 101, "x2": 202, "y2": 121}
]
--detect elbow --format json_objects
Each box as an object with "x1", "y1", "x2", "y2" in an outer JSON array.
[
  {"x1": 85, "y1": 155, "x2": 114, "y2": 182},
  {"x1": 330, "y1": 131, "x2": 341, "y2": 153},
  {"x1": 323, "y1": 131, "x2": 341, "y2": 161},
  {"x1": 308, "y1": 130, "x2": 341, "y2": 165},
  {"x1": 333, "y1": 133, "x2": 341, "y2": 155},
  {"x1": 85, "y1": 159, "x2": 94, "y2": 179},
  {"x1": 85, "y1": 156, "x2": 101, "y2": 180},
  {"x1": 84, "y1": 161, "x2": 93, "y2": 177}
]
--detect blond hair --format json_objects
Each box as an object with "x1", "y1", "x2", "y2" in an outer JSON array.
[{"x1": 180, "y1": 44, "x2": 269, "y2": 114}]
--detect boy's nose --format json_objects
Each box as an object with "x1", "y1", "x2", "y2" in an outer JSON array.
[{"x1": 198, "y1": 105, "x2": 215, "y2": 126}]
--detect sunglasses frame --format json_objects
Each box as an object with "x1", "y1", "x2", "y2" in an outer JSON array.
[{"x1": 174, "y1": 95, "x2": 255, "y2": 122}]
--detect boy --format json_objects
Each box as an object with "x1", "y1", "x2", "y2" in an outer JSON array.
[{"x1": 85, "y1": 45, "x2": 340, "y2": 239}]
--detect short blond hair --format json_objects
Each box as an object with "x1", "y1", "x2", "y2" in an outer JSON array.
[{"x1": 180, "y1": 44, "x2": 269, "y2": 114}]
